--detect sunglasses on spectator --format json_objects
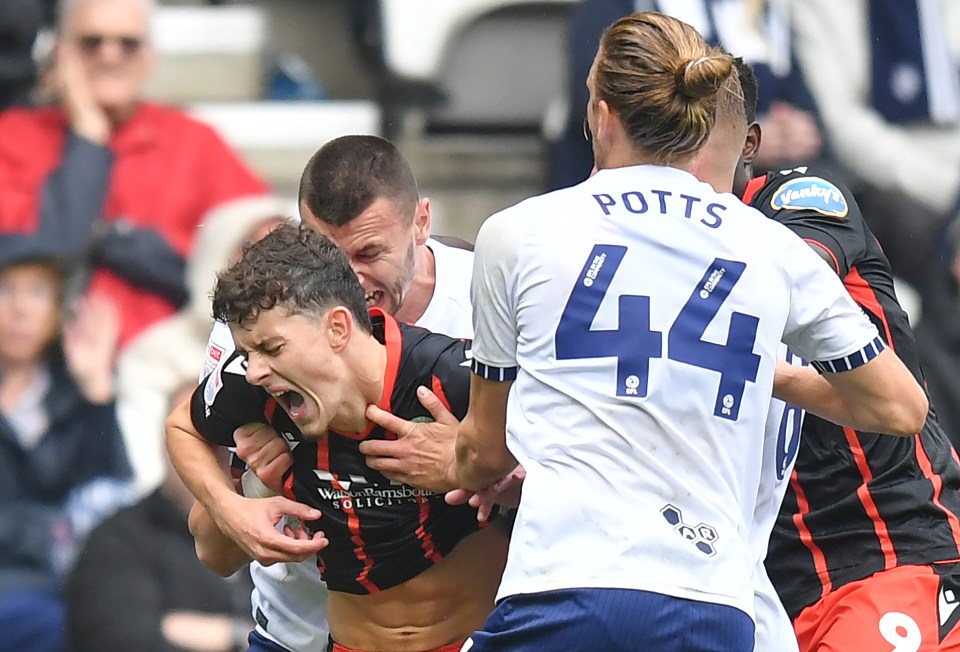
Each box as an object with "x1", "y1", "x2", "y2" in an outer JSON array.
[{"x1": 76, "y1": 34, "x2": 144, "y2": 56}]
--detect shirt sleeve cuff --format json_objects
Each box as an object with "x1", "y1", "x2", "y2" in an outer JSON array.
[
  {"x1": 471, "y1": 359, "x2": 518, "y2": 382},
  {"x1": 810, "y1": 336, "x2": 885, "y2": 374}
]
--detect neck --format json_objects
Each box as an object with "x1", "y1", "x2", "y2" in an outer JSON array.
[
  {"x1": 0, "y1": 360, "x2": 43, "y2": 413},
  {"x1": 598, "y1": 138, "x2": 694, "y2": 173},
  {"x1": 393, "y1": 243, "x2": 436, "y2": 326},
  {"x1": 105, "y1": 102, "x2": 140, "y2": 130},
  {"x1": 331, "y1": 333, "x2": 389, "y2": 434}
]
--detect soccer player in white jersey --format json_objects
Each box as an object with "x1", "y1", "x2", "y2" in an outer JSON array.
[
  {"x1": 452, "y1": 12, "x2": 928, "y2": 651},
  {"x1": 689, "y1": 58, "x2": 804, "y2": 651},
  {"x1": 165, "y1": 136, "x2": 476, "y2": 652}
]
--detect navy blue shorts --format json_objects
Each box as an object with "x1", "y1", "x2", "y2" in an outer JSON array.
[
  {"x1": 463, "y1": 587, "x2": 754, "y2": 652},
  {"x1": 248, "y1": 629, "x2": 294, "y2": 652}
]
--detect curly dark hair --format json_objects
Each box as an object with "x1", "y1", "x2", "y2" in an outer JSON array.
[{"x1": 212, "y1": 223, "x2": 373, "y2": 333}]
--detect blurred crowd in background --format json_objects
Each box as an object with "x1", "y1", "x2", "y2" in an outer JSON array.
[{"x1": 0, "y1": 0, "x2": 957, "y2": 650}]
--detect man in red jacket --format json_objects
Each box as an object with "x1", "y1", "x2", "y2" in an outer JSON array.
[{"x1": 0, "y1": 0, "x2": 269, "y2": 349}]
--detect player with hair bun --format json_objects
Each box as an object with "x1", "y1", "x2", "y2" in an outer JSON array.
[{"x1": 451, "y1": 12, "x2": 928, "y2": 651}]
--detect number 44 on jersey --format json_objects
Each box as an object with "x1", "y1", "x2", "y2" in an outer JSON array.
[{"x1": 555, "y1": 244, "x2": 761, "y2": 421}]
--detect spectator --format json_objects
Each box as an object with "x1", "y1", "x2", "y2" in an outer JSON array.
[
  {"x1": 116, "y1": 195, "x2": 290, "y2": 495},
  {"x1": 0, "y1": 0, "x2": 269, "y2": 351},
  {"x1": 549, "y1": 0, "x2": 823, "y2": 190},
  {"x1": 0, "y1": 0, "x2": 50, "y2": 110},
  {"x1": 66, "y1": 383, "x2": 255, "y2": 652},
  {"x1": 0, "y1": 235, "x2": 132, "y2": 652},
  {"x1": 790, "y1": 0, "x2": 960, "y2": 298}
]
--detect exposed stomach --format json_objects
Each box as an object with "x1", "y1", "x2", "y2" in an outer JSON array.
[{"x1": 327, "y1": 524, "x2": 509, "y2": 651}]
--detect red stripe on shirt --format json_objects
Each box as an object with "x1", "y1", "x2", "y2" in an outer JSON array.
[
  {"x1": 803, "y1": 238, "x2": 841, "y2": 275},
  {"x1": 331, "y1": 474, "x2": 378, "y2": 593},
  {"x1": 415, "y1": 496, "x2": 442, "y2": 564},
  {"x1": 789, "y1": 468, "x2": 832, "y2": 598},
  {"x1": 316, "y1": 436, "x2": 330, "y2": 472},
  {"x1": 844, "y1": 266, "x2": 893, "y2": 345},
  {"x1": 914, "y1": 434, "x2": 960, "y2": 553},
  {"x1": 741, "y1": 175, "x2": 767, "y2": 205},
  {"x1": 843, "y1": 426, "x2": 897, "y2": 569},
  {"x1": 264, "y1": 398, "x2": 278, "y2": 422}
]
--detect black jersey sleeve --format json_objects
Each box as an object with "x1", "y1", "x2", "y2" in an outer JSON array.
[
  {"x1": 752, "y1": 170, "x2": 868, "y2": 278},
  {"x1": 426, "y1": 338, "x2": 472, "y2": 420},
  {"x1": 189, "y1": 350, "x2": 269, "y2": 447},
  {"x1": 398, "y1": 325, "x2": 473, "y2": 421}
]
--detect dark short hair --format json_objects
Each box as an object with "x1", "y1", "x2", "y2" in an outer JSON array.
[
  {"x1": 298, "y1": 135, "x2": 419, "y2": 227},
  {"x1": 733, "y1": 57, "x2": 758, "y2": 124},
  {"x1": 212, "y1": 223, "x2": 373, "y2": 333}
]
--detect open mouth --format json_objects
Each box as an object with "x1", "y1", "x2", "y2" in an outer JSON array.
[
  {"x1": 365, "y1": 290, "x2": 383, "y2": 307},
  {"x1": 271, "y1": 389, "x2": 307, "y2": 421}
]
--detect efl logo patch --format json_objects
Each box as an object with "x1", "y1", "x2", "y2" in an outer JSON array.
[
  {"x1": 203, "y1": 366, "x2": 223, "y2": 407},
  {"x1": 771, "y1": 177, "x2": 849, "y2": 218}
]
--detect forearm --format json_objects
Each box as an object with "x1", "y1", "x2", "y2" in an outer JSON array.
[
  {"x1": 37, "y1": 133, "x2": 111, "y2": 251},
  {"x1": 164, "y1": 403, "x2": 238, "y2": 516},
  {"x1": 773, "y1": 361, "x2": 850, "y2": 424},
  {"x1": 774, "y1": 353, "x2": 928, "y2": 435},
  {"x1": 455, "y1": 414, "x2": 517, "y2": 491},
  {"x1": 187, "y1": 501, "x2": 251, "y2": 577},
  {"x1": 93, "y1": 224, "x2": 188, "y2": 305}
]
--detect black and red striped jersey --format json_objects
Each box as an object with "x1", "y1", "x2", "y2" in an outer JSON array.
[
  {"x1": 189, "y1": 310, "x2": 483, "y2": 595},
  {"x1": 742, "y1": 168, "x2": 960, "y2": 617}
]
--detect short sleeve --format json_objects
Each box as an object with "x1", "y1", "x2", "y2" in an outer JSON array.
[
  {"x1": 778, "y1": 230, "x2": 883, "y2": 369},
  {"x1": 764, "y1": 175, "x2": 868, "y2": 278},
  {"x1": 199, "y1": 321, "x2": 236, "y2": 382},
  {"x1": 470, "y1": 212, "x2": 520, "y2": 382},
  {"x1": 190, "y1": 351, "x2": 268, "y2": 447},
  {"x1": 426, "y1": 338, "x2": 473, "y2": 420}
]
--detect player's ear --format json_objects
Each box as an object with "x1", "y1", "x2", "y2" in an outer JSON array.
[
  {"x1": 743, "y1": 122, "x2": 762, "y2": 166},
  {"x1": 413, "y1": 198, "x2": 431, "y2": 245},
  {"x1": 596, "y1": 99, "x2": 616, "y2": 144},
  {"x1": 326, "y1": 306, "x2": 353, "y2": 352}
]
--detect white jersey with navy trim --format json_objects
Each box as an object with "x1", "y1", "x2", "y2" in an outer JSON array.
[
  {"x1": 198, "y1": 242, "x2": 475, "y2": 651},
  {"x1": 469, "y1": 164, "x2": 882, "y2": 618},
  {"x1": 753, "y1": 346, "x2": 805, "y2": 651}
]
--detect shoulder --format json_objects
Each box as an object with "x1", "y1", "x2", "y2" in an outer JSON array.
[
  {"x1": 750, "y1": 167, "x2": 853, "y2": 220},
  {"x1": 0, "y1": 106, "x2": 64, "y2": 156}
]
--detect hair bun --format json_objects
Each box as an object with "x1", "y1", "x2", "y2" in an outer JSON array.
[{"x1": 675, "y1": 54, "x2": 733, "y2": 100}]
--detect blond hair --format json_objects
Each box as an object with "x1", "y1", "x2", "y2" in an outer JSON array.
[{"x1": 594, "y1": 12, "x2": 734, "y2": 163}]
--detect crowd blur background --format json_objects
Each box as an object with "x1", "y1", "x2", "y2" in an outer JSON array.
[{"x1": 0, "y1": 0, "x2": 957, "y2": 650}]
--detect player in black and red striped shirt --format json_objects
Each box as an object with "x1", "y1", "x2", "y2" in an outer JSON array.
[
  {"x1": 729, "y1": 59, "x2": 960, "y2": 652},
  {"x1": 169, "y1": 224, "x2": 507, "y2": 652}
]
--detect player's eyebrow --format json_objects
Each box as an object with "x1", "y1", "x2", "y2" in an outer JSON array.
[{"x1": 251, "y1": 336, "x2": 284, "y2": 352}]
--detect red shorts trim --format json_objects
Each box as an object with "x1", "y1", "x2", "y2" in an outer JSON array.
[
  {"x1": 331, "y1": 641, "x2": 465, "y2": 652},
  {"x1": 794, "y1": 562, "x2": 960, "y2": 651}
]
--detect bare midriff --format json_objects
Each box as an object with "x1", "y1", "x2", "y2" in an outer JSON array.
[{"x1": 327, "y1": 524, "x2": 510, "y2": 651}]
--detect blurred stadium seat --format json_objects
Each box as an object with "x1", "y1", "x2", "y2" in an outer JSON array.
[
  {"x1": 145, "y1": 4, "x2": 268, "y2": 103},
  {"x1": 376, "y1": 0, "x2": 577, "y2": 135},
  {"x1": 188, "y1": 100, "x2": 381, "y2": 196}
]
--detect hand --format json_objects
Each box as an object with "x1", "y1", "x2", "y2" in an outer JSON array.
[
  {"x1": 234, "y1": 424, "x2": 293, "y2": 494},
  {"x1": 53, "y1": 41, "x2": 109, "y2": 143},
  {"x1": 361, "y1": 386, "x2": 459, "y2": 492},
  {"x1": 755, "y1": 102, "x2": 822, "y2": 165},
  {"x1": 446, "y1": 464, "x2": 526, "y2": 522},
  {"x1": 209, "y1": 490, "x2": 327, "y2": 566},
  {"x1": 63, "y1": 294, "x2": 119, "y2": 404}
]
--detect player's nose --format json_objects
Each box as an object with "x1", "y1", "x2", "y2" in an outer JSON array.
[{"x1": 245, "y1": 353, "x2": 270, "y2": 386}]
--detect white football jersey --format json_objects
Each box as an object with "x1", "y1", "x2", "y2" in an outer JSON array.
[
  {"x1": 470, "y1": 165, "x2": 883, "y2": 618},
  {"x1": 753, "y1": 347, "x2": 805, "y2": 651},
  {"x1": 197, "y1": 239, "x2": 475, "y2": 651}
]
